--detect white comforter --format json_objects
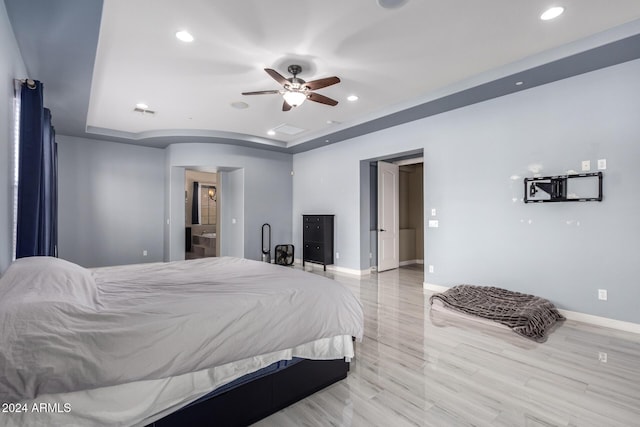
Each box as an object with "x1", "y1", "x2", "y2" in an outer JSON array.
[{"x1": 0, "y1": 256, "x2": 363, "y2": 402}]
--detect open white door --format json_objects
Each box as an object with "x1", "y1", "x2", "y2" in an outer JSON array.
[{"x1": 377, "y1": 161, "x2": 399, "y2": 272}]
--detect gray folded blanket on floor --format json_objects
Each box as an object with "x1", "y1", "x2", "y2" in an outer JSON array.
[{"x1": 430, "y1": 285, "x2": 565, "y2": 342}]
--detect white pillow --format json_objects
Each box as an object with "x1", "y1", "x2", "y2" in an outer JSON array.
[{"x1": 0, "y1": 256, "x2": 98, "y2": 307}]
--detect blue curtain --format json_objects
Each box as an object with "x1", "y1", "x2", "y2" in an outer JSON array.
[
  {"x1": 16, "y1": 80, "x2": 58, "y2": 258},
  {"x1": 191, "y1": 181, "x2": 199, "y2": 224}
]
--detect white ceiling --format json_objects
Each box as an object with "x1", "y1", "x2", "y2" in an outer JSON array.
[{"x1": 48, "y1": 1, "x2": 640, "y2": 148}]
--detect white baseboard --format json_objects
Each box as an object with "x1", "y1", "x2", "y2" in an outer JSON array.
[
  {"x1": 423, "y1": 282, "x2": 450, "y2": 293},
  {"x1": 399, "y1": 259, "x2": 424, "y2": 266},
  {"x1": 423, "y1": 282, "x2": 640, "y2": 335},
  {"x1": 557, "y1": 309, "x2": 640, "y2": 335},
  {"x1": 294, "y1": 259, "x2": 370, "y2": 276}
]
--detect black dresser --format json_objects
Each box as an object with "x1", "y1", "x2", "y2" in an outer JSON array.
[{"x1": 302, "y1": 215, "x2": 334, "y2": 271}]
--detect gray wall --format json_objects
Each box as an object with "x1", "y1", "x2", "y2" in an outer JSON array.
[
  {"x1": 220, "y1": 169, "x2": 245, "y2": 258},
  {"x1": 57, "y1": 135, "x2": 165, "y2": 267},
  {"x1": 293, "y1": 58, "x2": 640, "y2": 324},
  {"x1": 166, "y1": 143, "x2": 292, "y2": 262},
  {"x1": 0, "y1": 1, "x2": 27, "y2": 274}
]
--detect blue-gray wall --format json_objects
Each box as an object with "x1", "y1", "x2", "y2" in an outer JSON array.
[
  {"x1": 220, "y1": 168, "x2": 245, "y2": 258},
  {"x1": 57, "y1": 135, "x2": 165, "y2": 267},
  {"x1": 293, "y1": 58, "x2": 640, "y2": 324},
  {"x1": 166, "y1": 143, "x2": 293, "y2": 262},
  {"x1": 0, "y1": 0, "x2": 27, "y2": 274}
]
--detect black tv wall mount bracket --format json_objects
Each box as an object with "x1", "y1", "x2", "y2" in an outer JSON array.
[{"x1": 524, "y1": 172, "x2": 603, "y2": 203}]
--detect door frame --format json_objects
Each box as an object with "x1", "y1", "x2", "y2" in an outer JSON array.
[{"x1": 358, "y1": 150, "x2": 423, "y2": 273}]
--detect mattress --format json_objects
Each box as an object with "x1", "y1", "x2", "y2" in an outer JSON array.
[{"x1": 2, "y1": 335, "x2": 354, "y2": 427}]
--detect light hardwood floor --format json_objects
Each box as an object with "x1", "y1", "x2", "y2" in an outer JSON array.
[{"x1": 255, "y1": 265, "x2": 640, "y2": 427}]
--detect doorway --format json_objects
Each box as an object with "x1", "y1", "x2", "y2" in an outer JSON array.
[
  {"x1": 397, "y1": 161, "x2": 424, "y2": 267},
  {"x1": 373, "y1": 156, "x2": 424, "y2": 272},
  {"x1": 185, "y1": 169, "x2": 220, "y2": 259}
]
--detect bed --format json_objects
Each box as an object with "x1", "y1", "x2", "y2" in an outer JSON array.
[{"x1": 0, "y1": 256, "x2": 364, "y2": 426}]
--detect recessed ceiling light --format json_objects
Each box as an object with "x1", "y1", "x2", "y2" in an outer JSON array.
[
  {"x1": 136, "y1": 103, "x2": 149, "y2": 110},
  {"x1": 377, "y1": 0, "x2": 409, "y2": 9},
  {"x1": 175, "y1": 31, "x2": 194, "y2": 42},
  {"x1": 540, "y1": 6, "x2": 564, "y2": 21},
  {"x1": 515, "y1": 81, "x2": 524, "y2": 86},
  {"x1": 267, "y1": 130, "x2": 276, "y2": 136},
  {"x1": 347, "y1": 95, "x2": 359, "y2": 102}
]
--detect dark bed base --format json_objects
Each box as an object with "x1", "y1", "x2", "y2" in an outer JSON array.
[{"x1": 149, "y1": 358, "x2": 349, "y2": 427}]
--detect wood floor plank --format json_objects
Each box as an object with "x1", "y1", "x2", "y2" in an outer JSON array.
[{"x1": 253, "y1": 265, "x2": 640, "y2": 426}]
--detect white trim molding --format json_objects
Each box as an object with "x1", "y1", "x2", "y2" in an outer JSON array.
[
  {"x1": 558, "y1": 309, "x2": 640, "y2": 335},
  {"x1": 423, "y1": 282, "x2": 640, "y2": 335},
  {"x1": 399, "y1": 259, "x2": 424, "y2": 266},
  {"x1": 294, "y1": 259, "x2": 371, "y2": 276},
  {"x1": 423, "y1": 282, "x2": 450, "y2": 293}
]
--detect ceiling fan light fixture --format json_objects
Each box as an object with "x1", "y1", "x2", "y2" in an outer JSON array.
[{"x1": 282, "y1": 91, "x2": 306, "y2": 107}]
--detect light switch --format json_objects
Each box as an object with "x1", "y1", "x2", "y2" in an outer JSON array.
[{"x1": 581, "y1": 160, "x2": 591, "y2": 171}]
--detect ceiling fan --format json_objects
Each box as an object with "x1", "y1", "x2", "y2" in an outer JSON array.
[{"x1": 242, "y1": 65, "x2": 340, "y2": 111}]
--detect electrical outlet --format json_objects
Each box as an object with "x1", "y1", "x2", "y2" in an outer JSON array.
[
  {"x1": 597, "y1": 159, "x2": 607, "y2": 170},
  {"x1": 431, "y1": 208, "x2": 437, "y2": 216},
  {"x1": 598, "y1": 289, "x2": 607, "y2": 301},
  {"x1": 598, "y1": 352, "x2": 607, "y2": 363},
  {"x1": 428, "y1": 265, "x2": 434, "y2": 273},
  {"x1": 142, "y1": 250, "x2": 148, "y2": 256},
  {"x1": 428, "y1": 220, "x2": 439, "y2": 228},
  {"x1": 582, "y1": 160, "x2": 591, "y2": 171},
  {"x1": 336, "y1": 252, "x2": 340, "y2": 259},
  {"x1": 369, "y1": 252, "x2": 372, "y2": 259}
]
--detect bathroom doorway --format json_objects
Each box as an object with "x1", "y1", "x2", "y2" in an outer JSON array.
[{"x1": 185, "y1": 169, "x2": 220, "y2": 259}]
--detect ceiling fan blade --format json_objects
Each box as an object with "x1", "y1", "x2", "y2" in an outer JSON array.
[
  {"x1": 241, "y1": 90, "x2": 281, "y2": 95},
  {"x1": 282, "y1": 101, "x2": 292, "y2": 112},
  {"x1": 265, "y1": 68, "x2": 290, "y2": 87},
  {"x1": 307, "y1": 92, "x2": 338, "y2": 106},
  {"x1": 304, "y1": 76, "x2": 340, "y2": 90}
]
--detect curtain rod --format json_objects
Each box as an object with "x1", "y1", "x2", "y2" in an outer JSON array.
[{"x1": 14, "y1": 79, "x2": 37, "y2": 89}]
